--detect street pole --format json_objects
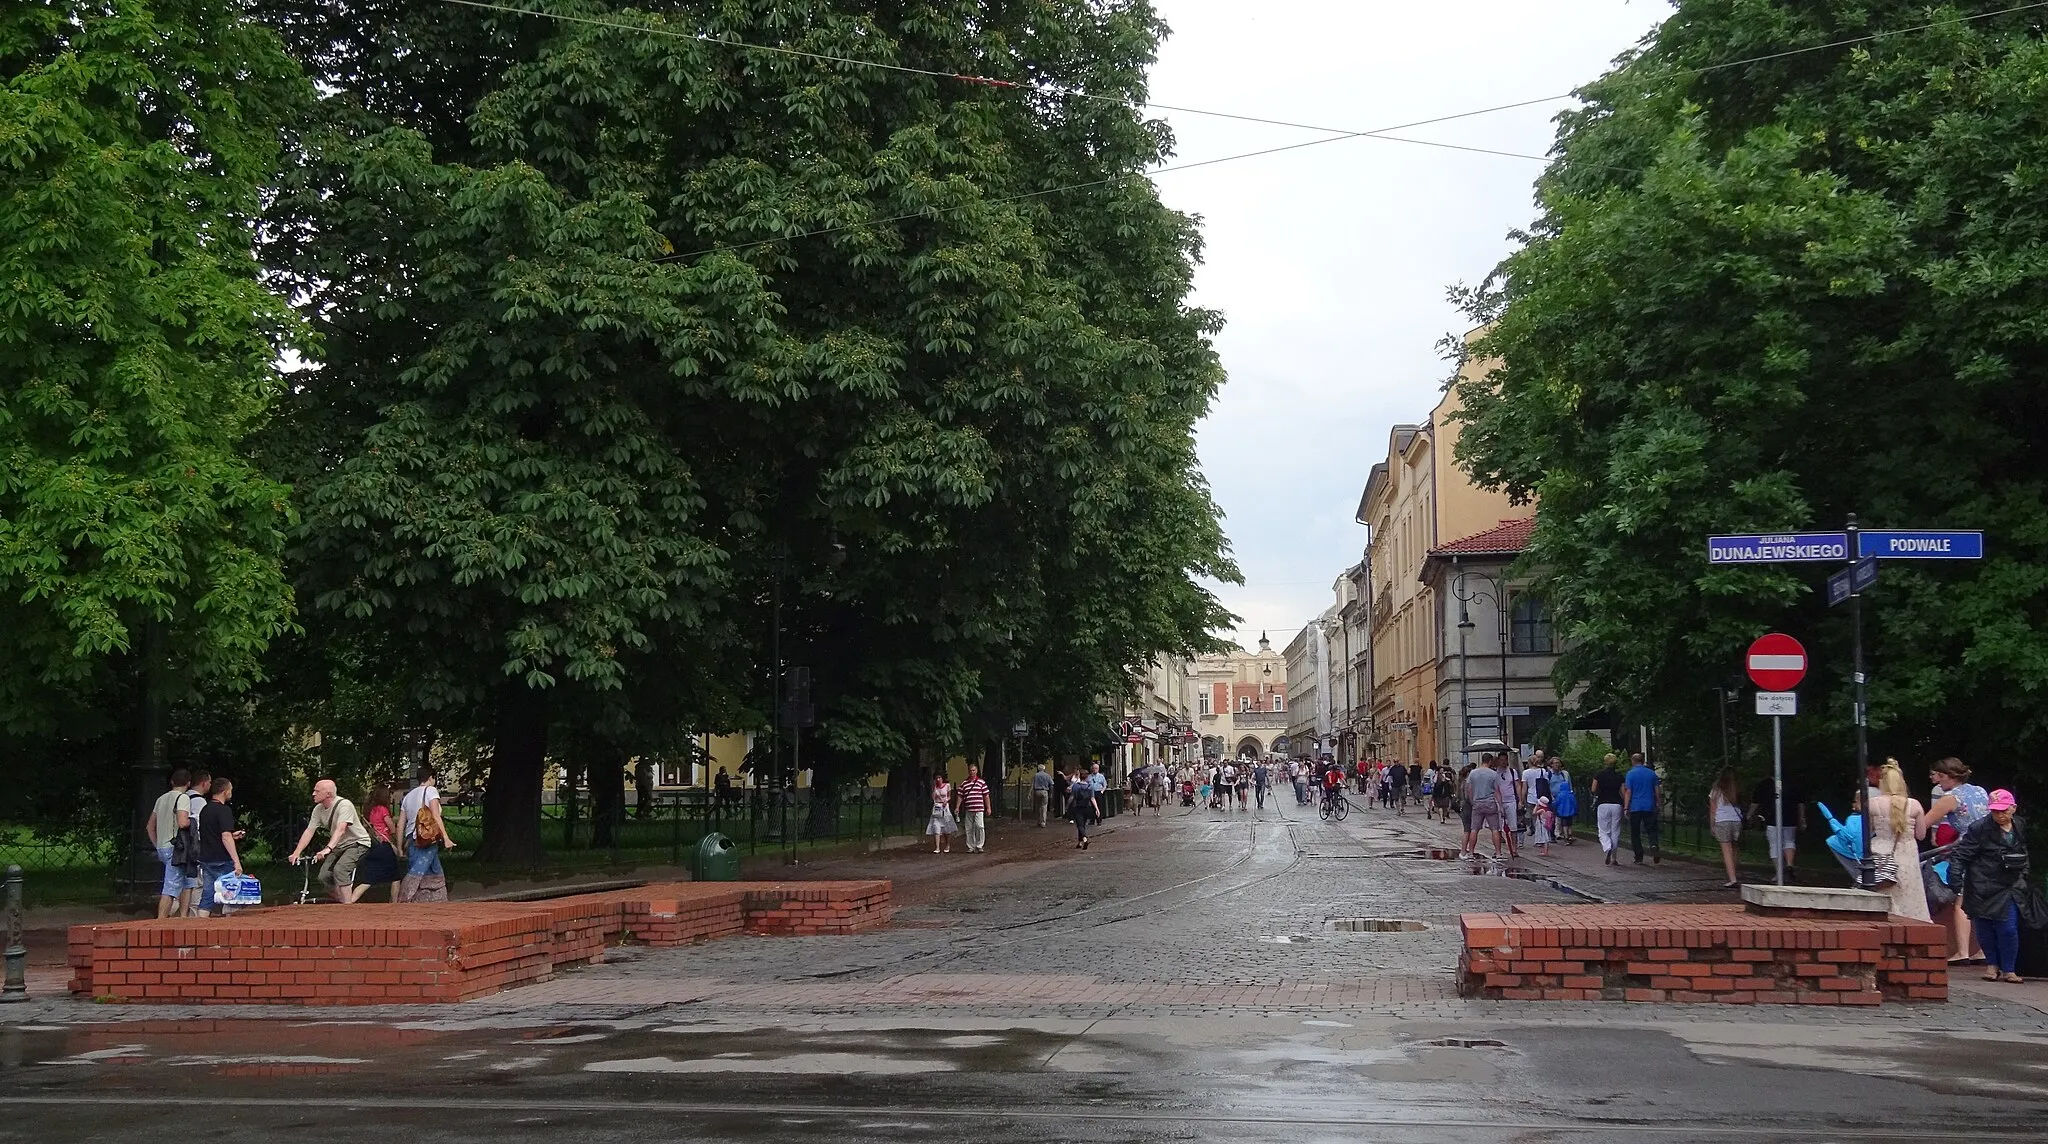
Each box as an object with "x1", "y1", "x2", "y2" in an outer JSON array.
[
  {"x1": 1455, "y1": 569, "x2": 1471, "y2": 761},
  {"x1": 1847, "y1": 513, "x2": 1873, "y2": 890},
  {"x1": 1772, "y1": 717, "x2": 1786, "y2": 887}
]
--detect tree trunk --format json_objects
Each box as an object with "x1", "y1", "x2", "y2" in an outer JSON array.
[
  {"x1": 883, "y1": 760, "x2": 918, "y2": 830},
  {"x1": 478, "y1": 689, "x2": 549, "y2": 865}
]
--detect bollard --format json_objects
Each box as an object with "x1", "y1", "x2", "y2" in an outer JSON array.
[{"x1": 2, "y1": 864, "x2": 26, "y2": 1002}]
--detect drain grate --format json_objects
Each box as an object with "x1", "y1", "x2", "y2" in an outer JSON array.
[
  {"x1": 1325, "y1": 917, "x2": 1429, "y2": 933},
  {"x1": 1422, "y1": 1037, "x2": 1507, "y2": 1049}
]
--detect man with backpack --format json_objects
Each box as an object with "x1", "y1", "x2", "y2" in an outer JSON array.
[
  {"x1": 173, "y1": 771, "x2": 212, "y2": 918},
  {"x1": 398, "y1": 764, "x2": 456, "y2": 903},
  {"x1": 145, "y1": 769, "x2": 193, "y2": 918}
]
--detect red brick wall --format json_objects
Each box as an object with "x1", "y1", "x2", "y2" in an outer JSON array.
[
  {"x1": 1459, "y1": 904, "x2": 1946, "y2": 1005},
  {"x1": 70, "y1": 879, "x2": 891, "y2": 1005}
]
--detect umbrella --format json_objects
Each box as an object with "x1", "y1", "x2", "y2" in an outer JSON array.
[{"x1": 1463, "y1": 738, "x2": 1510, "y2": 754}]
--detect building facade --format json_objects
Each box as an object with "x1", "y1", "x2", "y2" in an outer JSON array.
[
  {"x1": 1189, "y1": 635, "x2": 1290, "y2": 760},
  {"x1": 1356, "y1": 330, "x2": 1523, "y2": 768},
  {"x1": 1423, "y1": 517, "x2": 1579, "y2": 755}
]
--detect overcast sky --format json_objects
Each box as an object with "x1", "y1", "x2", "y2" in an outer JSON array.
[{"x1": 1144, "y1": 1, "x2": 1670, "y2": 652}]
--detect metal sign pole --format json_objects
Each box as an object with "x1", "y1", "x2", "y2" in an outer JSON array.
[
  {"x1": 1847, "y1": 514, "x2": 1873, "y2": 890},
  {"x1": 1772, "y1": 718, "x2": 1786, "y2": 888}
]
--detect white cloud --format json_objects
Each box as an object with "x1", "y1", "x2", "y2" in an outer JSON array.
[{"x1": 1148, "y1": 1, "x2": 1670, "y2": 646}]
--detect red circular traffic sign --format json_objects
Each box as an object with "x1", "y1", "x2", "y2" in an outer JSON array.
[{"x1": 1746, "y1": 633, "x2": 1807, "y2": 691}]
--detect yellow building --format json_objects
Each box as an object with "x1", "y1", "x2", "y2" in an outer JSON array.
[{"x1": 1356, "y1": 330, "x2": 1523, "y2": 767}]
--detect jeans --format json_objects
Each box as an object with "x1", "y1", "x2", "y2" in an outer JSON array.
[
  {"x1": 1597, "y1": 804, "x2": 1623, "y2": 853},
  {"x1": 1293, "y1": 779, "x2": 1308, "y2": 805},
  {"x1": 1629, "y1": 810, "x2": 1660, "y2": 860},
  {"x1": 197, "y1": 860, "x2": 236, "y2": 913},
  {"x1": 1976, "y1": 902, "x2": 2021, "y2": 975},
  {"x1": 964, "y1": 811, "x2": 986, "y2": 851}
]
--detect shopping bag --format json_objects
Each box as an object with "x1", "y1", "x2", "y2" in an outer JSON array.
[{"x1": 212, "y1": 873, "x2": 262, "y2": 906}]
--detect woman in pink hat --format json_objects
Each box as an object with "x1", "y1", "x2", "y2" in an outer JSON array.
[{"x1": 1950, "y1": 789, "x2": 2030, "y2": 983}]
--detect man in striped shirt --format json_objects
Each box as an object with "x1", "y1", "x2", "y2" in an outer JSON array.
[{"x1": 959, "y1": 765, "x2": 993, "y2": 853}]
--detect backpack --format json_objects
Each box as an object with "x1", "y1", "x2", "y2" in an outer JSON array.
[
  {"x1": 171, "y1": 794, "x2": 204, "y2": 873},
  {"x1": 412, "y1": 798, "x2": 442, "y2": 845},
  {"x1": 1535, "y1": 773, "x2": 1552, "y2": 799}
]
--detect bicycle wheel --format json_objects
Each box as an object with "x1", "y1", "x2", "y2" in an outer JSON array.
[
  {"x1": 1334, "y1": 793, "x2": 1350, "y2": 821},
  {"x1": 1318, "y1": 796, "x2": 1334, "y2": 821}
]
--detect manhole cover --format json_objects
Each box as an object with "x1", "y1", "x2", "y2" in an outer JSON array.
[
  {"x1": 1325, "y1": 918, "x2": 1429, "y2": 933},
  {"x1": 1422, "y1": 1037, "x2": 1507, "y2": 1049},
  {"x1": 1258, "y1": 935, "x2": 1316, "y2": 944}
]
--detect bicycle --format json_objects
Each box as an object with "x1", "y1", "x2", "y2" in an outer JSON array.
[{"x1": 1318, "y1": 786, "x2": 1350, "y2": 822}]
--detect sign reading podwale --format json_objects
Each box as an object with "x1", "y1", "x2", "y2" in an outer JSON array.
[{"x1": 1707, "y1": 532, "x2": 1849, "y2": 564}]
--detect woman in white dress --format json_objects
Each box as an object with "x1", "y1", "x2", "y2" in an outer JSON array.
[
  {"x1": 927, "y1": 774, "x2": 958, "y2": 853},
  {"x1": 1869, "y1": 759, "x2": 1930, "y2": 921}
]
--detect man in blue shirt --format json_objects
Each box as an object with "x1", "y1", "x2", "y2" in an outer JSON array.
[{"x1": 1622, "y1": 752, "x2": 1661, "y2": 864}]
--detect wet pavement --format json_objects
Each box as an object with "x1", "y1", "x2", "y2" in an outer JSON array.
[{"x1": 6, "y1": 797, "x2": 2048, "y2": 1141}]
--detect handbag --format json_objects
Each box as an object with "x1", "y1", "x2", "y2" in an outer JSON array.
[
  {"x1": 1924, "y1": 865, "x2": 1957, "y2": 913},
  {"x1": 1869, "y1": 851, "x2": 1900, "y2": 885}
]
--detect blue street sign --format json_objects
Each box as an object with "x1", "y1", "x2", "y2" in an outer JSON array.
[
  {"x1": 1707, "y1": 532, "x2": 1850, "y2": 564},
  {"x1": 1827, "y1": 557, "x2": 1879, "y2": 607},
  {"x1": 1856, "y1": 529, "x2": 1984, "y2": 560}
]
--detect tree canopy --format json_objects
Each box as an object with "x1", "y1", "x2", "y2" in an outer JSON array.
[{"x1": 1454, "y1": 1, "x2": 2048, "y2": 797}]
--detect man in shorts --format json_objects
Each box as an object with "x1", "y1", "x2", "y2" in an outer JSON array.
[
  {"x1": 1463, "y1": 755, "x2": 1506, "y2": 858},
  {"x1": 145, "y1": 769, "x2": 193, "y2": 918},
  {"x1": 288, "y1": 778, "x2": 372, "y2": 903}
]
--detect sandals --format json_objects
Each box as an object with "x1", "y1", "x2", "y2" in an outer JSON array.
[
  {"x1": 1985, "y1": 970, "x2": 2002, "y2": 982},
  {"x1": 2002, "y1": 972, "x2": 2025, "y2": 984}
]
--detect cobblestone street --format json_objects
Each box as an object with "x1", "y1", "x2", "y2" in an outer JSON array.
[{"x1": 7, "y1": 799, "x2": 2048, "y2": 1142}]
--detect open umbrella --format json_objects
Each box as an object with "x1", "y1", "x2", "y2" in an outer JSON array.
[{"x1": 1463, "y1": 738, "x2": 1510, "y2": 754}]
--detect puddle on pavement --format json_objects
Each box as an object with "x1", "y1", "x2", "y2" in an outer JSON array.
[
  {"x1": 1452, "y1": 862, "x2": 1606, "y2": 902},
  {"x1": 587, "y1": 1052, "x2": 954, "y2": 1075},
  {"x1": 1325, "y1": 918, "x2": 1429, "y2": 933}
]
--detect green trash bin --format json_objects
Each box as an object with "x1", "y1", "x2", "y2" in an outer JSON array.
[{"x1": 693, "y1": 832, "x2": 740, "y2": 881}]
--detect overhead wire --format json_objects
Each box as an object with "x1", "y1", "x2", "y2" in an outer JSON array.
[{"x1": 435, "y1": 0, "x2": 2048, "y2": 263}]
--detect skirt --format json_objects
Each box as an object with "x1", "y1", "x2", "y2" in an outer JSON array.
[{"x1": 927, "y1": 806, "x2": 958, "y2": 836}]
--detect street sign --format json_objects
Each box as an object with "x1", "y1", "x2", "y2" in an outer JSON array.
[
  {"x1": 1707, "y1": 532, "x2": 1849, "y2": 564},
  {"x1": 1746, "y1": 633, "x2": 1807, "y2": 691},
  {"x1": 1501, "y1": 705, "x2": 1531, "y2": 717},
  {"x1": 1755, "y1": 691, "x2": 1798, "y2": 716},
  {"x1": 1856, "y1": 529, "x2": 1984, "y2": 560},
  {"x1": 1826, "y1": 557, "x2": 1879, "y2": 607}
]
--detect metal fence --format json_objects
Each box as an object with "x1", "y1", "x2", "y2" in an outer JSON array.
[
  {"x1": 0, "y1": 825, "x2": 113, "y2": 872},
  {"x1": 438, "y1": 786, "x2": 894, "y2": 866}
]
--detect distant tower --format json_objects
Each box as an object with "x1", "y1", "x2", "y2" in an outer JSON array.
[{"x1": 1258, "y1": 631, "x2": 1271, "y2": 653}]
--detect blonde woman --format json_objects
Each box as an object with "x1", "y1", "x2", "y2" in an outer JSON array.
[
  {"x1": 1869, "y1": 759, "x2": 1930, "y2": 922},
  {"x1": 1708, "y1": 768, "x2": 1745, "y2": 889}
]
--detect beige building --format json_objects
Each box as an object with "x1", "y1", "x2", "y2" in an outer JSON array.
[
  {"x1": 1189, "y1": 635, "x2": 1289, "y2": 760},
  {"x1": 1356, "y1": 330, "x2": 1523, "y2": 767}
]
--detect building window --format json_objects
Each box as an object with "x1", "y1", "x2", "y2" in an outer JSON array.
[
  {"x1": 1198, "y1": 692, "x2": 1211, "y2": 716},
  {"x1": 1511, "y1": 594, "x2": 1554, "y2": 654},
  {"x1": 1240, "y1": 695, "x2": 1252, "y2": 713},
  {"x1": 1273, "y1": 693, "x2": 1285, "y2": 713}
]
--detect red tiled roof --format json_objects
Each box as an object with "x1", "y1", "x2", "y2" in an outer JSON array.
[{"x1": 1431, "y1": 517, "x2": 1536, "y2": 557}]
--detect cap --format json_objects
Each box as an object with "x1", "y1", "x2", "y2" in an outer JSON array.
[{"x1": 1988, "y1": 789, "x2": 2018, "y2": 812}]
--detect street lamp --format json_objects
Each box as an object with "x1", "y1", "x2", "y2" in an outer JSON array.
[{"x1": 1453, "y1": 564, "x2": 1510, "y2": 758}]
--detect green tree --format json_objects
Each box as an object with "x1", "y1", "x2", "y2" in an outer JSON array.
[
  {"x1": 262, "y1": 1, "x2": 1232, "y2": 861},
  {"x1": 1454, "y1": 1, "x2": 2048, "y2": 799},
  {"x1": 0, "y1": 2, "x2": 307, "y2": 735}
]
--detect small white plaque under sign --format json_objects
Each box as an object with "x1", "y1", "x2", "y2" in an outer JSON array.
[{"x1": 1755, "y1": 691, "x2": 1798, "y2": 716}]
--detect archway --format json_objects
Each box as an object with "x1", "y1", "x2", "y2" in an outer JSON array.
[
  {"x1": 1270, "y1": 735, "x2": 1291, "y2": 758},
  {"x1": 1235, "y1": 736, "x2": 1265, "y2": 759}
]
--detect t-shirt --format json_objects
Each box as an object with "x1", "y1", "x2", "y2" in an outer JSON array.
[
  {"x1": 311, "y1": 797, "x2": 371, "y2": 849},
  {"x1": 1624, "y1": 765, "x2": 1660, "y2": 810},
  {"x1": 1465, "y1": 765, "x2": 1502, "y2": 807},
  {"x1": 959, "y1": 777, "x2": 991, "y2": 814},
  {"x1": 1521, "y1": 767, "x2": 1546, "y2": 803},
  {"x1": 1592, "y1": 768, "x2": 1625, "y2": 806},
  {"x1": 198, "y1": 801, "x2": 236, "y2": 865},
  {"x1": 150, "y1": 788, "x2": 189, "y2": 849},
  {"x1": 1749, "y1": 778, "x2": 1801, "y2": 827},
  {"x1": 401, "y1": 784, "x2": 441, "y2": 841}
]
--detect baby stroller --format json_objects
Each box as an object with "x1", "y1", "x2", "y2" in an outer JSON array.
[{"x1": 1179, "y1": 780, "x2": 1196, "y2": 807}]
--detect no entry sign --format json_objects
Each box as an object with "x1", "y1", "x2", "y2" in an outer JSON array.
[{"x1": 1746, "y1": 633, "x2": 1807, "y2": 691}]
